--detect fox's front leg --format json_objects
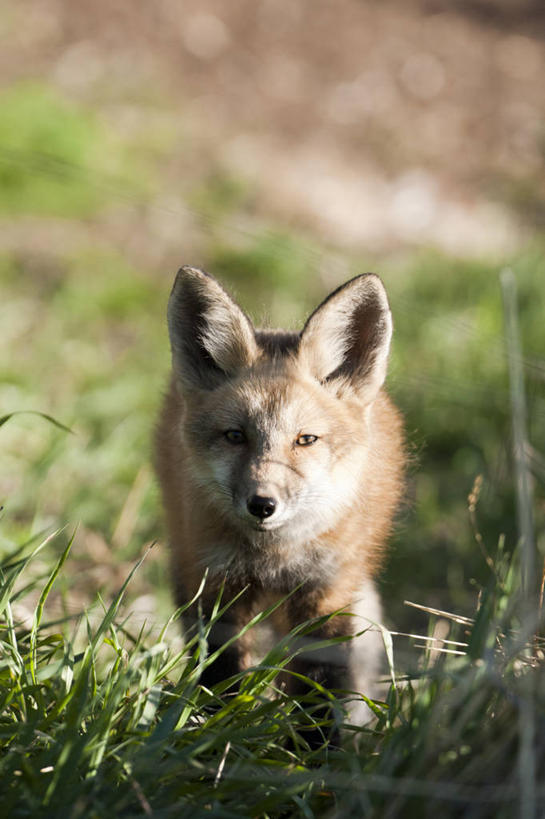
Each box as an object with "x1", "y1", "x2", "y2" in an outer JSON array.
[
  {"x1": 286, "y1": 581, "x2": 384, "y2": 747},
  {"x1": 289, "y1": 616, "x2": 353, "y2": 693},
  {"x1": 189, "y1": 594, "x2": 255, "y2": 691},
  {"x1": 286, "y1": 592, "x2": 355, "y2": 747}
]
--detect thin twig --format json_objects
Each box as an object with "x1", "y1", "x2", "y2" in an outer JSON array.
[
  {"x1": 214, "y1": 741, "x2": 231, "y2": 788},
  {"x1": 404, "y1": 601, "x2": 474, "y2": 626}
]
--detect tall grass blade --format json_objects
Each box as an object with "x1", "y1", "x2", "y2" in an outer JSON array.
[
  {"x1": 29, "y1": 529, "x2": 76, "y2": 685},
  {"x1": 500, "y1": 268, "x2": 536, "y2": 609},
  {"x1": 500, "y1": 267, "x2": 537, "y2": 819}
]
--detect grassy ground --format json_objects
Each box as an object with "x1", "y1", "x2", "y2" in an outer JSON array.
[
  {"x1": 1, "y1": 79, "x2": 545, "y2": 816},
  {"x1": 1, "y1": 514, "x2": 545, "y2": 817}
]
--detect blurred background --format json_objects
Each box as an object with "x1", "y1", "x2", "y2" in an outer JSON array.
[{"x1": 1, "y1": 0, "x2": 544, "y2": 654}]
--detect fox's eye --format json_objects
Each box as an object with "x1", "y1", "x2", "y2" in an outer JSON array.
[
  {"x1": 224, "y1": 429, "x2": 246, "y2": 444},
  {"x1": 295, "y1": 434, "x2": 318, "y2": 447}
]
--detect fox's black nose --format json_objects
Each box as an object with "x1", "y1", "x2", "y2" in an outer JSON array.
[{"x1": 247, "y1": 495, "x2": 277, "y2": 519}]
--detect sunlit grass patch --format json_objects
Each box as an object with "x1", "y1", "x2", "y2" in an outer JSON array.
[
  {"x1": 0, "y1": 251, "x2": 166, "y2": 594},
  {"x1": 0, "y1": 82, "x2": 150, "y2": 217}
]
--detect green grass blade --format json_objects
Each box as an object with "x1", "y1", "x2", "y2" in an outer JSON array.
[
  {"x1": 29, "y1": 529, "x2": 76, "y2": 685},
  {"x1": 0, "y1": 409, "x2": 74, "y2": 434}
]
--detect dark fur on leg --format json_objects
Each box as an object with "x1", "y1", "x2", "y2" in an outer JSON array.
[
  {"x1": 288, "y1": 634, "x2": 351, "y2": 750},
  {"x1": 197, "y1": 616, "x2": 242, "y2": 691}
]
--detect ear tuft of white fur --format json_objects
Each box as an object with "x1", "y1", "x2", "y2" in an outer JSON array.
[
  {"x1": 299, "y1": 274, "x2": 392, "y2": 403},
  {"x1": 167, "y1": 266, "x2": 258, "y2": 390}
]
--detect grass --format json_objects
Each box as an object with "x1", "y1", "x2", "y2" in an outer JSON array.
[
  {"x1": 1, "y1": 501, "x2": 544, "y2": 817},
  {"x1": 1, "y1": 78, "x2": 545, "y2": 816}
]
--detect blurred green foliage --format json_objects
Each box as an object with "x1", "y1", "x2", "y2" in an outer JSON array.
[
  {"x1": 0, "y1": 82, "x2": 146, "y2": 215},
  {"x1": 1, "y1": 248, "x2": 165, "y2": 548},
  {"x1": 385, "y1": 247, "x2": 545, "y2": 623},
  {"x1": 209, "y1": 233, "x2": 323, "y2": 327}
]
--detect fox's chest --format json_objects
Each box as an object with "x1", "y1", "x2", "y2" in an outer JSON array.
[{"x1": 205, "y1": 535, "x2": 341, "y2": 592}]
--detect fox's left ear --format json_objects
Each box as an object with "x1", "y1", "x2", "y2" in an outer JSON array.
[
  {"x1": 299, "y1": 274, "x2": 393, "y2": 403},
  {"x1": 167, "y1": 266, "x2": 258, "y2": 390}
]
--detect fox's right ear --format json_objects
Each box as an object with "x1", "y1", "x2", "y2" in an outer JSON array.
[
  {"x1": 167, "y1": 267, "x2": 258, "y2": 390},
  {"x1": 299, "y1": 273, "x2": 393, "y2": 404}
]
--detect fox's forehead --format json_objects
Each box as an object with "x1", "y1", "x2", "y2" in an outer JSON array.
[{"x1": 212, "y1": 367, "x2": 331, "y2": 434}]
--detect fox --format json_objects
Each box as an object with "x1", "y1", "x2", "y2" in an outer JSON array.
[{"x1": 154, "y1": 266, "x2": 404, "y2": 732}]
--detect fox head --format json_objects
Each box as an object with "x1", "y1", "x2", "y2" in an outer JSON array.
[{"x1": 167, "y1": 267, "x2": 393, "y2": 546}]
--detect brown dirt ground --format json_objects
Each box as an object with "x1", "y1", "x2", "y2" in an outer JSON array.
[{"x1": 2, "y1": 0, "x2": 545, "y2": 257}]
